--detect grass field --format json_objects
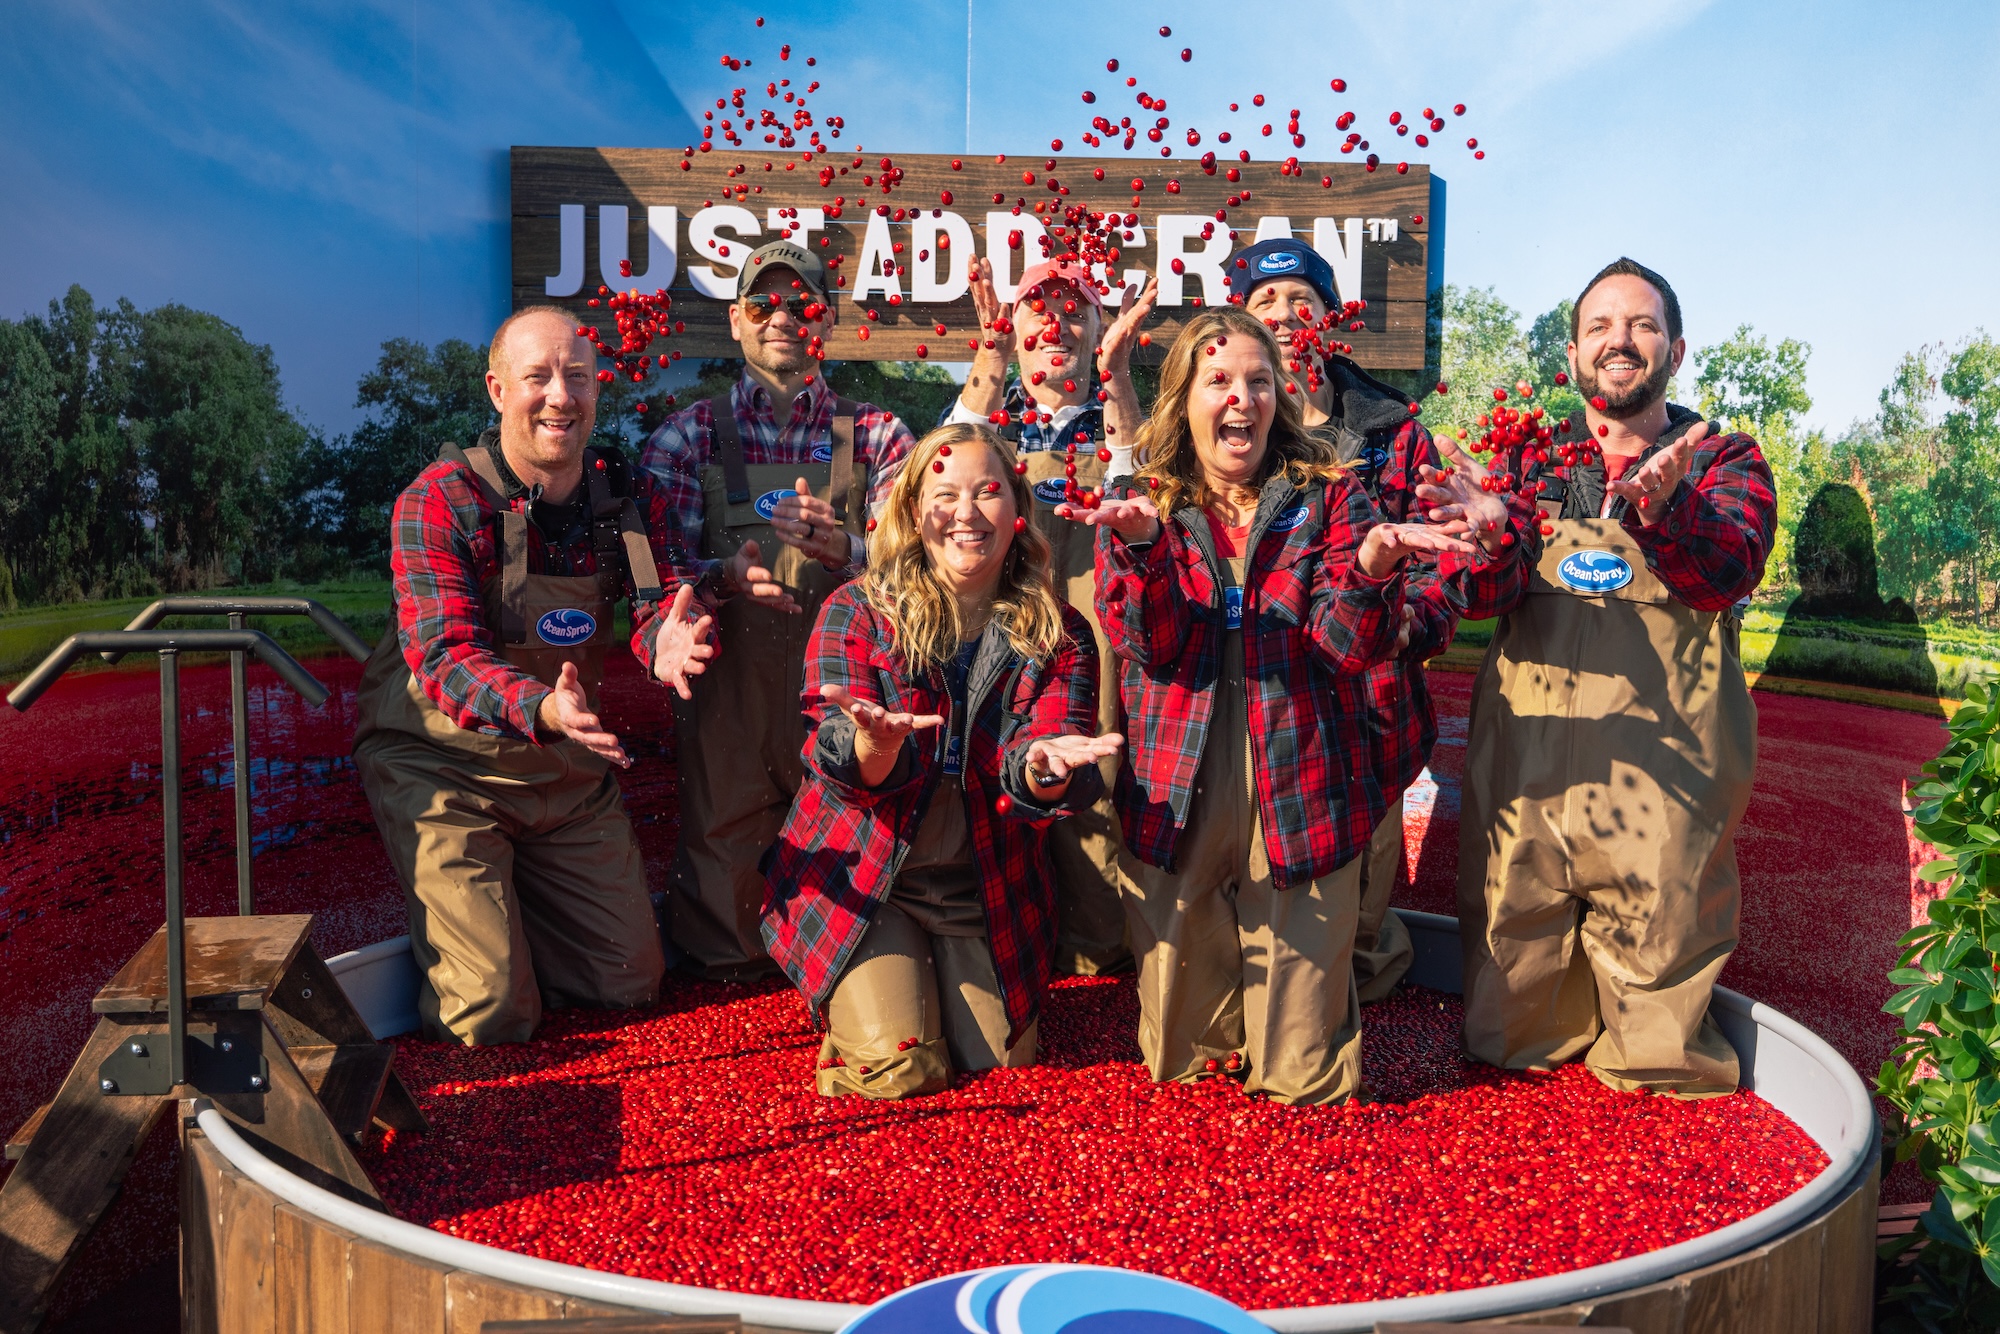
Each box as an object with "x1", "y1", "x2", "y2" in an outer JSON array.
[{"x1": 0, "y1": 580, "x2": 396, "y2": 680}]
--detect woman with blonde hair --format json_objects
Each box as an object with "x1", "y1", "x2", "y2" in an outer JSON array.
[
  {"x1": 1074, "y1": 306, "x2": 1475, "y2": 1105},
  {"x1": 761, "y1": 422, "x2": 1122, "y2": 1098}
]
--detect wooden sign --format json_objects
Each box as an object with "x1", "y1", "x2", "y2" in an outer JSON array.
[{"x1": 511, "y1": 146, "x2": 1443, "y2": 369}]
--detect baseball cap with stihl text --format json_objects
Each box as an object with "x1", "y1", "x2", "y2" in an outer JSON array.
[{"x1": 737, "y1": 241, "x2": 827, "y2": 300}]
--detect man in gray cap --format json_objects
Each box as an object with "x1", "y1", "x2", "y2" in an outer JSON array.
[{"x1": 641, "y1": 241, "x2": 917, "y2": 978}]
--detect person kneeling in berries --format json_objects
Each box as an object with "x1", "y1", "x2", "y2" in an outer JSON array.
[
  {"x1": 762, "y1": 423, "x2": 1123, "y2": 1098},
  {"x1": 1075, "y1": 308, "x2": 1475, "y2": 1105}
]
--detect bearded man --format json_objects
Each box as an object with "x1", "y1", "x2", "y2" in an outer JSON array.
[{"x1": 1457, "y1": 258, "x2": 1777, "y2": 1096}]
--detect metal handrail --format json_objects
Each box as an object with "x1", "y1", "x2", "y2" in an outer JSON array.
[
  {"x1": 97, "y1": 596, "x2": 372, "y2": 665},
  {"x1": 8, "y1": 629, "x2": 332, "y2": 1090},
  {"x1": 95, "y1": 599, "x2": 370, "y2": 915}
]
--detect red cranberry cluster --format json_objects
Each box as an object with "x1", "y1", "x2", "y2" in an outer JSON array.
[{"x1": 366, "y1": 978, "x2": 1825, "y2": 1309}]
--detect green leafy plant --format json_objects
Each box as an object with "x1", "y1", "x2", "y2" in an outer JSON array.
[{"x1": 1880, "y1": 681, "x2": 2000, "y2": 1329}]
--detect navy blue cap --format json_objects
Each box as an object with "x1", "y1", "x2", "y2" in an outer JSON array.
[{"x1": 1228, "y1": 238, "x2": 1340, "y2": 310}]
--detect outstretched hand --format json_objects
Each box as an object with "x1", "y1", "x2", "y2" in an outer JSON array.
[
  {"x1": 1356, "y1": 522, "x2": 1477, "y2": 579},
  {"x1": 1606, "y1": 422, "x2": 1707, "y2": 527},
  {"x1": 1057, "y1": 494, "x2": 1161, "y2": 545},
  {"x1": 1022, "y1": 732, "x2": 1126, "y2": 802},
  {"x1": 1415, "y1": 438, "x2": 1512, "y2": 556},
  {"x1": 725, "y1": 538, "x2": 800, "y2": 612},
  {"x1": 767, "y1": 478, "x2": 847, "y2": 566},
  {"x1": 1097, "y1": 276, "x2": 1158, "y2": 374},
  {"x1": 819, "y1": 684, "x2": 946, "y2": 746},
  {"x1": 652, "y1": 584, "x2": 718, "y2": 700},
  {"x1": 538, "y1": 660, "x2": 629, "y2": 767}
]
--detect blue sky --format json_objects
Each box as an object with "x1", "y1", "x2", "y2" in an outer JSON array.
[{"x1": 5, "y1": 0, "x2": 1995, "y2": 436}]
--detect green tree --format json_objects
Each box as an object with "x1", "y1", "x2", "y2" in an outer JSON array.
[
  {"x1": 1694, "y1": 325, "x2": 1814, "y2": 429},
  {"x1": 122, "y1": 304, "x2": 310, "y2": 588},
  {"x1": 0, "y1": 320, "x2": 58, "y2": 608},
  {"x1": 1936, "y1": 335, "x2": 2000, "y2": 622},
  {"x1": 1426, "y1": 284, "x2": 1534, "y2": 439},
  {"x1": 306, "y1": 337, "x2": 493, "y2": 564},
  {"x1": 20, "y1": 289, "x2": 151, "y2": 602}
]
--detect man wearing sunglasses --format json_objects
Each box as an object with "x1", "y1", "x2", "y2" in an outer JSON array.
[{"x1": 642, "y1": 241, "x2": 917, "y2": 980}]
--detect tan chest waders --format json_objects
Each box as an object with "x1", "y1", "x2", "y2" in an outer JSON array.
[
  {"x1": 1119, "y1": 548, "x2": 1365, "y2": 1106},
  {"x1": 1456, "y1": 517, "x2": 1754, "y2": 1095},
  {"x1": 352, "y1": 444, "x2": 668, "y2": 1045},
  {"x1": 669, "y1": 395, "x2": 868, "y2": 977},
  {"x1": 1020, "y1": 442, "x2": 1137, "y2": 974}
]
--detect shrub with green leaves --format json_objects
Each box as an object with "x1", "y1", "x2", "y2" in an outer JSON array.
[{"x1": 1880, "y1": 681, "x2": 2000, "y2": 1327}]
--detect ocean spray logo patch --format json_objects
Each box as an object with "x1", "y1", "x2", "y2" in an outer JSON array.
[
  {"x1": 1032, "y1": 478, "x2": 1070, "y2": 505},
  {"x1": 837, "y1": 1264, "x2": 1268, "y2": 1334},
  {"x1": 1557, "y1": 549, "x2": 1635, "y2": 593},
  {"x1": 1256, "y1": 250, "x2": 1303, "y2": 275},
  {"x1": 754, "y1": 488, "x2": 798, "y2": 520},
  {"x1": 811, "y1": 443, "x2": 834, "y2": 463},
  {"x1": 1267, "y1": 504, "x2": 1311, "y2": 533},
  {"x1": 535, "y1": 608, "x2": 597, "y2": 645}
]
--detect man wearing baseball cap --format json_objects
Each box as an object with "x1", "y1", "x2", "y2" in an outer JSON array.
[
  {"x1": 1228, "y1": 237, "x2": 1530, "y2": 1006},
  {"x1": 940, "y1": 256, "x2": 1152, "y2": 973},
  {"x1": 642, "y1": 240, "x2": 917, "y2": 978}
]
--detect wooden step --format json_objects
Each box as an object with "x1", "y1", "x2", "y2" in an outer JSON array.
[
  {"x1": 291, "y1": 1044, "x2": 394, "y2": 1142},
  {"x1": 93, "y1": 914, "x2": 313, "y2": 1015},
  {"x1": 1879, "y1": 1199, "x2": 1930, "y2": 1243},
  {"x1": 3, "y1": 1104, "x2": 49, "y2": 1162},
  {"x1": 479, "y1": 1319, "x2": 742, "y2": 1332}
]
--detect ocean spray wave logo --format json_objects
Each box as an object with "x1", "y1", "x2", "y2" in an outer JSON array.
[
  {"x1": 754, "y1": 488, "x2": 799, "y2": 521},
  {"x1": 1267, "y1": 504, "x2": 1311, "y2": 534},
  {"x1": 812, "y1": 443, "x2": 835, "y2": 463},
  {"x1": 1033, "y1": 478, "x2": 1070, "y2": 505},
  {"x1": 1556, "y1": 549, "x2": 1634, "y2": 593},
  {"x1": 535, "y1": 608, "x2": 597, "y2": 645},
  {"x1": 1256, "y1": 250, "x2": 1302, "y2": 274},
  {"x1": 838, "y1": 1265, "x2": 1268, "y2": 1334}
]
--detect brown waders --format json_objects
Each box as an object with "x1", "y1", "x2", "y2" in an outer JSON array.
[
  {"x1": 670, "y1": 396, "x2": 867, "y2": 978},
  {"x1": 1022, "y1": 443, "x2": 1137, "y2": 974},
  {"x1": 1122, "y1": 553, "x2": 1365, "y2": 1106},
  {"x1": 353, "y1": 444, "x2": 668, "y2": 1046},
  {"x1": 815, "y1": 776, "x2": 1033, "y2": 1099},
  {"x1": 1457, "y1": 517, "x2": 1753, "y2": 1097},
  {"x1": 1353, "y1": 803, "x2": 1415, "y2": 1003}
]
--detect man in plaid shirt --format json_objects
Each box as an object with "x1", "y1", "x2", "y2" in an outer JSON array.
[
  {"x1": 353, "y1": 306, "x2": 712, "y2": 1045},
  {"x1": 640, "y1": 241, "x2": 917, "y2": 979},
  {"x1": 1458, "y1": 258, "x2": 1777, "y2": 1097}
]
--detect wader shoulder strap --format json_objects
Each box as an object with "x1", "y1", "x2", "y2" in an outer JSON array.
[
  {"x1": 450, "y1": 444, "x2": 529, "y2": 645},
  {"x1": 830, "y1": 396, "x2": 859, "y2": 529},
  {"x1": 582, "y1": 451, "x2": 665, "y2": 606},
  {"x1": 707, "y1": 394, "x2": 751, "y2": 505}
]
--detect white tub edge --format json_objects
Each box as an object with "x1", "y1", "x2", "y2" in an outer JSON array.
[{"x1": 277, "y1": 913, "x2": 1875, "y2": 1332}]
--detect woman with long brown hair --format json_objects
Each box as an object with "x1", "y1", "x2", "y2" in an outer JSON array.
[
  {"x1": 761, "y1": 422, "x2": 1122, "y2": 1098},
  {"x1": 1074, "y1": 306, "x2": 1475, "y2": 1104}
]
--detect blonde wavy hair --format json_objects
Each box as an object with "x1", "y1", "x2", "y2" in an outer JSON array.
[
  {"x1": 1132, "y1": 306, "x2": 1346, "y2": 519},
  {"x1": 861, "y1": 422, "x2": 1067, "y2": 673}
]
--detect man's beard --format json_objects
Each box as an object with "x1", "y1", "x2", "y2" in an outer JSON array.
[{"x1": 1575, "y1": 347, "x2": 1671, "y2": 418}]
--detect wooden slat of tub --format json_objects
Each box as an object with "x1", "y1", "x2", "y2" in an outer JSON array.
[
  {"x1": 346, "y1": 1232, "x2": 449, "y2": 1334},
  {"x1": 443, "y1": 1270, "x2": 565, "y2": 1332},
  {"x1": 274, "y1": 1201, "x2": 350, "y2": 1334}
]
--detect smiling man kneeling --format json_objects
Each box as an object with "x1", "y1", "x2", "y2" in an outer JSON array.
[{"x1": 353, "y1": 306, "x2": 714, "y2": 1045}]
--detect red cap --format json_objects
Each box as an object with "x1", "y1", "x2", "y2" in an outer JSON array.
[{"x1": 1013, "y1": 260, "x2": 1103, "y2": 310}]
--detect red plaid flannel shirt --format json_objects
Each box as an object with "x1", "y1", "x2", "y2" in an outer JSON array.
[
  {"x1": 760, "y1": 588, "x2": 1103, "y2": 1046},
  {"x1": 1508, "y1": 406, "x2": 1776, "y2": 612},
  {"x1": 639, "y1": 372, "x2": 916, "y2": 587},
  {"x1": 1096, "y1": 472, "x2": 1404, "y2": 888},
  {"x1": 1344, "y1": 417, "x2": 1536, "y2": 801},
  {"x1": 386, "y1": 437, "x2": 700, "y2": 740}
]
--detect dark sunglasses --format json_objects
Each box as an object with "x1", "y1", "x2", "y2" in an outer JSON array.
[{"x1": 739, "y1": 293, "x2": 822, "y2": 324}]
